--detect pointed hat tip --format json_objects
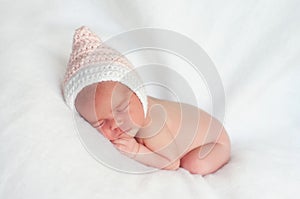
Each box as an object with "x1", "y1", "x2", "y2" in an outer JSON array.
[{"x1": 73, "y1": 26, "x2": 102, "y2": 43}]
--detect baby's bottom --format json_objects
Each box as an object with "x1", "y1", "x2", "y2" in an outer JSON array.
[{"x1": 180, "y1": 132, "x2": 231, "y2": 175}]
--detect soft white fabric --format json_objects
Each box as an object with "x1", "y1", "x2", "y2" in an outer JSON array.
[{"x1": 0, "y1": 0, "x2": 299, "y2": 198}]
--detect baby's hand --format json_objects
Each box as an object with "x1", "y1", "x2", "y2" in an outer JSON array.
[{"x1": 111, "y1": 134, "x2": 140, "y2": 159}]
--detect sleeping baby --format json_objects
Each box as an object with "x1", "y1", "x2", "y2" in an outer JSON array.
[{"x1": 62, "y1": 26, "x2": 231, "y2": 175}]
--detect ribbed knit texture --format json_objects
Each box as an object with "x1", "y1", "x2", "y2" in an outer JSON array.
[{"x1": 62, "y1": 26, "x2": 148, "y2": 116}]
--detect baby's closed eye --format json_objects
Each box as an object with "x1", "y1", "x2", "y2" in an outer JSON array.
[{"x1": 93, "y1": 120, "x2": 105, "y2": 128}]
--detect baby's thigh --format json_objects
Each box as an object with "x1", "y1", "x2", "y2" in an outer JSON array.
[{"x1": 180, "y1": 142, "x2": 230, "y2": 175}]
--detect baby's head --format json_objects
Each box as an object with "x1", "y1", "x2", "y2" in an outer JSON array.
[
  {"x1": 62, "y1": 26, "x2": 148, "y2": 141},
  {"x1": 75, "y1": 81, "x2": 145, "y2": 140}
]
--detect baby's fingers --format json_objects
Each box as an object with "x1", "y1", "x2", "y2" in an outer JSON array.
[
  {"x1": 112, "y1": 139, "x2": 128, "y2": 146},
  {"x1": 113, "y1": 142, "x2": 130, "y2": 154},
  {"x1": 113, "y1": 143, "x2": 124, "y2": 150}
]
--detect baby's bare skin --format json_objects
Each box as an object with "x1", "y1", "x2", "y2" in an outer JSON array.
[{"x1": 75, "y1": 81, "x2": 230, "y2": 175}]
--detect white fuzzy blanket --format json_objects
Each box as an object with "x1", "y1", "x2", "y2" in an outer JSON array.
[{"x1": 0, "y1": 0, "x2": 299, "y2": 198}]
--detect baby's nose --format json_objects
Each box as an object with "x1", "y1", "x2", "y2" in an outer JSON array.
[{"x1": 109, "y1": 123, "x2": 123, "y2": 138}]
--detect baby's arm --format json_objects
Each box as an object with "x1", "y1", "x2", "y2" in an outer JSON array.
[
  {"x1": 134, "y1": 143, "x2": 180, "y2": 170},
  {"x1": 138, "y1": 123, "x2": 181, "y2": 170},
  {"x1": 112, "y1": 131, "x2": 180, "y2": 170}
]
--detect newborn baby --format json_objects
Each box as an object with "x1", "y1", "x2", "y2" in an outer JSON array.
[{"x1": 63, "y1": 26, "x2": 230, "y2": 175}]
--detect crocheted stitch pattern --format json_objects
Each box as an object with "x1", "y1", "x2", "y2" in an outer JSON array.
[
  {"x1": 62, "y1": 26, "x2": 148, "y2": 116},
  {"x1": 63, "y1": 26, "x2": 133, "y2": 86}
]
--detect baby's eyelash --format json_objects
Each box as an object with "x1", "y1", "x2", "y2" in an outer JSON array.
[{"x1": 94, "y1": 120, "x2": 105, "y2": 128}]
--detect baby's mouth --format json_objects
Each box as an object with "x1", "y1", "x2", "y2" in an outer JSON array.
[{"x1": 107, "y1": 128, "x2": 135, "y2": 141}]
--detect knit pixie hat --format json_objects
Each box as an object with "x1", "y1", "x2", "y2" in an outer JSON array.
[{"x1": 62, "y1": 26, "x2": 148, "y2": 116}]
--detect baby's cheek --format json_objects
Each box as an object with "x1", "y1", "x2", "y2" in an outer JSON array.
[
  {"x1": 127, "y1": 94, "x2": 145, "y2": 127},
  {"x1": 128, "y1": 107, "x2": 143, "y2": 127}
]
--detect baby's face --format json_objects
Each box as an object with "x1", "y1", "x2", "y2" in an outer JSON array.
[{"x1": 75, "y1": 81, "x2": 145, "y2": 141}]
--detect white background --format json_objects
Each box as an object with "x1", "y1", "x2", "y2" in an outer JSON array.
[{"x1": 0, "y1": 0, "x2": 299, "y2": 198}]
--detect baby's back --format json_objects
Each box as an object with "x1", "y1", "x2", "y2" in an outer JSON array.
[{"x1": 139, "y1": 97, "x2": 223, "y2": 160}]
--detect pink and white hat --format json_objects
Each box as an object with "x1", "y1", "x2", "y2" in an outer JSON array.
[{"x1": 62, "y1": 26, "x2": 148, "y2": 116}]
